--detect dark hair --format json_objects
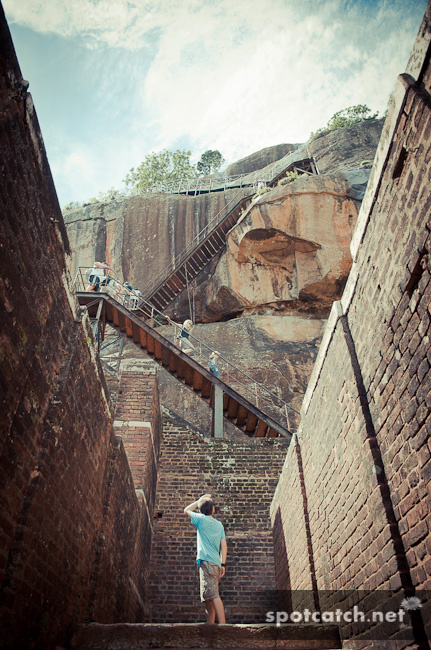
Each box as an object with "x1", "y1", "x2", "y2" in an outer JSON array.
[{"x1": 200, "y1": 500, "x2": 214, "y2": 515}]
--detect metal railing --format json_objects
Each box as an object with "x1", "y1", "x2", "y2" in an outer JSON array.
[
  {"x1": 144, "y1": 166, "x2": 279, "y2": 195},
  {"x1": 74, "y1": 266, "x2": 141, "y2": 309},
  {"x1": 74, "y1": 266, "x2": 299, "y2": 433}
]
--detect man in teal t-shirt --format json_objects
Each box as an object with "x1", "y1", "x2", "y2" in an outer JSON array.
[{"x1": 184, "y1": 493, "x2": 227, "y2": 624}]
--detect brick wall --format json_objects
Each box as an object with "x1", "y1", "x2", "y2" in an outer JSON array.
[
  {"x1": 0, "y1": 10, "x2": 157, "y2": 648},
  {"x1": 113, "y1": 363, "x2": 163, "y2": 613},
  {"x1": 148, "y1": 412, "x2": 288, "y2": 624},
  {"x1": 270, "y1": 5, "x2": 431, "y2": 647}
]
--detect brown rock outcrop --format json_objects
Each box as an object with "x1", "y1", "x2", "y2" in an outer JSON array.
[
  {"x1": 224, "y1": 119, "x2": 383, "y2": 191},
  {"x1": 225, "y1": 143, "x2": 300, "y2": 176},
  {"x1": 169, "y1": 171, "x2": 366, "y2": 322},
  {"x1": 65, "y1": 121, "x2": 382, "y2": 300},
  {"x1": 65, "y1": 188, "x2": 250, "y2": 290},
  {"x1": 309, "y1": 118, "x2": 384, "y2": 174}
]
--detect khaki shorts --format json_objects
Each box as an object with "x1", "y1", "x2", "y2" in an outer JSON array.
[{"x1": 199, "y1": 561, "x2": 221, "y2": 602}]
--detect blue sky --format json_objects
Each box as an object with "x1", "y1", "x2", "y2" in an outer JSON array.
[{"x1": 3, "y1": 0, "x2": 427, "y2": 207}]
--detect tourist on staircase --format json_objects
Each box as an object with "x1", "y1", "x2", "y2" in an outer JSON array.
[
  {"x1": 175, "y1": 319, "x2": 196, "y2": 354},
  {"x1": 85, "y1": 261, "x2": 110, "y2": 292},
  {"x1": 130, "y1": 288, "x2": 142, "y2": 310},
  {"x1": 121, "y1": 281, "x2": 142, "y2": 310},
  {"x1": 208, "y1": 351, "x2": 220, "y2": 378},
  {"x1": 184, "y1": 494, "x2": 227, "y2": 625}
]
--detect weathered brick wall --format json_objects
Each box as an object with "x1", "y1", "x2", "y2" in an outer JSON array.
[
  {"x1": 272, "y1": 441, "x2": 314, "y2": 599},
  {"x1": 114, "y1": 368, "x2": 160, "y2": 492},
  {"x1": 0, "y1": 10, "x2": 157, "y2": 648},
  {"x1": 148, "y1": 413, "x2": 288, "y2": 624},
  {"x1": 86, "y1": 435, "x2": 145, "y2": 623},
  {"x1": 271, "y1": 5, "x2": 431, "y2": 647},
  {"x1": 347, "y1": 74, "x2": 431, "y2": 602},
  {"x1": 113, "y1": 363, "x2": 163, "y2": 612}
]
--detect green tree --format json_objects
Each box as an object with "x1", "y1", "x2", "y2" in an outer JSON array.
[
  {"x1": 123, "y1": 149, "x2": 198, "y2": 193},
  {"x1": 196, "y1": 150, "x2": 225, "y2": 175},
  {"x1": 98, "y1": 186, "x2": 120, "y2": 202},
  {"x1": 62, "y1": 200, "x2": 82, "y2": 211},
  {"x1": 312, "y1": 104, "x2": 379, "y2": 137}
]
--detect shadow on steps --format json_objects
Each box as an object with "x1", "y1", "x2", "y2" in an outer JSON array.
[{"x1": 70, "y1": 622, "x2": 341, "y2": 649}]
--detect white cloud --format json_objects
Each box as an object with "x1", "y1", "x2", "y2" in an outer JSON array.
[
  {"x1": 55, "y1": 146, "x2": 100, "y2": 201},
  {"x1": 4, "y1": 0, "x2": 151, "y2": 47},
  {"x1": 138, "y1": 0, "x2": 417, "y2": 159}
]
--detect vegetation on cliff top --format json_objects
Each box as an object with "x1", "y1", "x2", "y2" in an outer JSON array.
[
  {"x1": 123, "y1": 148, "x2": 226, "y2": 194},
  {"x1": 196, "y1": 150, "x2": 225, "y2": 175},
  {"x1": 123, "y1": 149, "x2": 197, "y2": 194},
  {"x1": 63, "y1": 148, "x2": 225, "y2": 210},
  {"x1": 311, "y1": 104, "x2": 379, "y2": 137}
]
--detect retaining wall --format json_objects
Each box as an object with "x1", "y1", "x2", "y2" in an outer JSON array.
[{"x1": 149, "y1": 412, "x2": 288, "y2": 624}]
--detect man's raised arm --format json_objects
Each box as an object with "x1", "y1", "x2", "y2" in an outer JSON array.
[
  {"x1": 220, "y1": 538, "x2": 227, "y2": 577},
  {"x1": 184, "y1": 494, "x2": 212, "y2": 517}
]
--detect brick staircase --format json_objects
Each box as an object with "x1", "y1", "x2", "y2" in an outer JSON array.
[{"x1": 70, "y1": 622, "x2": 341, "y2": 649}]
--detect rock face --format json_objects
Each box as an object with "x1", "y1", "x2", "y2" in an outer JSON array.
[
  {"x1": 65, "y1": 189, "x2": 250, "y2": 291},
  {"x1": 65, "y1": 120, "x2": 383, "y2": 431},
  {"x1": 309, "y1": 118, "x2": 384, "y2": 174},
  {"x1": 225, "y1": 143, "x2": 300, "y2": 176}
]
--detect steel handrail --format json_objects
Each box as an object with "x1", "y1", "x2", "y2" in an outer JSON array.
[
  {"x1": 134, "y1": 295, "x2": 299, "y2": 428},
  {"x1": 140, "y1": 167, "x2": 277, "y2": 196},
  {"x1": 135, "y1": 152, "x2": 312, "y2": 196}
]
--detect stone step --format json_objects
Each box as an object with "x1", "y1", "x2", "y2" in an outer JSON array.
[{"x1": 70, "y1": 622, "x2": 341, "y2": 649}]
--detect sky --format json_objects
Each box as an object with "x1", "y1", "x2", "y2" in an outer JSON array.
[{"x1": 3, "y1": 0, "x2": 428, "y2": 207}]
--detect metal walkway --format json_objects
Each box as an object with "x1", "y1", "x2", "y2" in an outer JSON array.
[
  {"x1": 144, "y1": 156, "x2": 317, "y2": 195},
  {"x1": 77, "y1": 292, "x2": 293, "y2": 439}
]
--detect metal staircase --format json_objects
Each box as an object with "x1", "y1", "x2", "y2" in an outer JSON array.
[
  {"x1": 142, "y1": 189, "x2": 252, "y2": 313},
  {"x1": 76, "y1": 292, "x2": 295, "y2": 439},
  {"x1": 140, "y1": 155, "x2": 318, "y2": 314}
]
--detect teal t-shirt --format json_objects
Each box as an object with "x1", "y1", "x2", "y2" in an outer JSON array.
[{"x1": 190, "y1": 512, "x2": 225, "y2": 567}]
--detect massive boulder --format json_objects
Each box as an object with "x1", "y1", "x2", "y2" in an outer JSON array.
[
  {"x1": 225, "y1": 143, "x2": 300, "y2": 176},
  {"x1": 309, "y1": 118, "x2": 384, "y2": 174},
  {"x1": 65, "y1": 189, "x2": 250, "y2": 290}
]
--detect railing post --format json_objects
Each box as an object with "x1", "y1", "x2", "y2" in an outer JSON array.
[
  {"x1": 212, "y1": 385, "x2": 223, "y2": 438},
  {"x1": 285, "y1": 404, "x2": 290, "y2": 431}
]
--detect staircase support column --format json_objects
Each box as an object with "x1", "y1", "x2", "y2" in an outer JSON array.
[{"x1": 212, "y1": 385, "x2": 223, "y2": 438}]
